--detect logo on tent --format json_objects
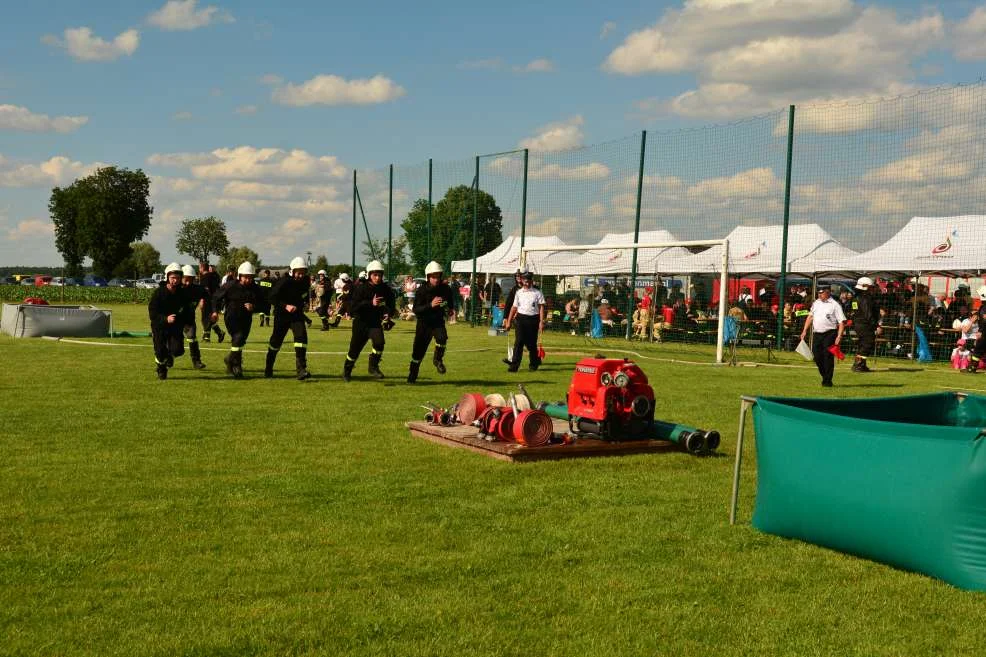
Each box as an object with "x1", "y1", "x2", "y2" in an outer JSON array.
[
  {"x1": 931, "y1": 229, "x2": 957, "y2": 255},
  {"x1": 743, "y1": 241, "x2": 767, "y2": 260}
]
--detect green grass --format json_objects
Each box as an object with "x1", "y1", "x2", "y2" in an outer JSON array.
[{"x1": 2, "y1": 305, "x2": 984, "y2": 656}]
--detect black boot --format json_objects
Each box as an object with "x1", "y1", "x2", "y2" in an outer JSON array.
[
  {"x1": 433, "y1": 345, "x2": 447, "y2": 375},
  {"x1": 264, "y1": 348, "x2": 277, "y2": 378},
  {"x1": 968, "y1": 356, "x2": 980, "y2": 374},
  {"x1": 295, "y1": 347, "x2": 310, "y2": 380},
  {"x1": 407, "y1": 361, "x2": 420, "y2": 384},
  {"x1": 223, "y1": 353, "x2": 233, "y2": 375},
  {"x1": 189, "y1": 341, "x2": 205, "y2": 369},
  {"x1": 368, "y1": 353, "x2": 385, "y2": 379},
  {"x1": 230, "y1": 350, "x2": 243, "y2": 379},
  {"x1": 852, "y1": 356, "x2": 862, "y2": 372},
  {"x1": 215, "y1": 326, "x2": 226, "y2": 343},
  {"x1": 156, "y1": 362, "x2": 168, "y2": 380},
  {"x1": 343, "y1": 358, "x2": 355, "y2": 382},
  {"x1": 331, "y1": 314, "x2": 342, "y2": 327},
  {"x1": 321, "y1": 317, "x2": 330, "y2": 331}
]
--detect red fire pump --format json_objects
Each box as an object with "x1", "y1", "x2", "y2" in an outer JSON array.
[{"x1": 567, "y1": 357, "x2": 655, "y2": 440}]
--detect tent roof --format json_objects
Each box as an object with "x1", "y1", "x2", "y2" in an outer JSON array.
[
  {"x1": 526, "y1": 229, "x2": 694, "y2": 275},
  {"x1": 819, "y1": 215, "x2": 986, "y2": 276},
  {"x1": 672, "y1": 223, "x2": 858, "y2": 275},
  {"x1": 450, "y1": 235, "x2": 566, "y2": 274}
]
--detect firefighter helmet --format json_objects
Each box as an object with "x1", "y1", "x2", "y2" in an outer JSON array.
[
  {"x1": 340, "y1": 272, "x2": 350, "y2": 281},
  {"x1": 978, "y1": 285, "x2": 986, "y2": 301},
  {"x1": 366, "y1": 260, "x2": 385, "y2": 273},
  {"x1": 181, "y1": 265, "x2": 196, "y2": 278},
  {"x1": 289, "y1": 256, "x2": 307, "y2": 272},
  {"x1": 424, "y1": 261, "x2": 443, "y2": 276},
  {"x1": 358, "y1": 271, "x2": 367, "y2": 280},
  {"x1": 317, "y1": 269, "x2": 327, "y2": 277},
  {"x1": 855, "y1": 276, "x2": 873, "y2": 290},
  {"x1": 165, "y1": 262, "x2": 182, "y2": 276},
  {"x1": 237, "y1": 262, "x2": 256, "y2": 276}
]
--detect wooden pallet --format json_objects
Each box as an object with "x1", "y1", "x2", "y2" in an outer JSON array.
[{"x1": 406, "y1": 419, "x2": 678, "y2": 462}]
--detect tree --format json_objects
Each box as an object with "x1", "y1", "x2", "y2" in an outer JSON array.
[
  {"x1": 313, "y1": 255, "x2": 330, "y2": 273},
  {"x1": 401, "y1": 185, "x2": 503, "y2": 273},
  {"x1": 113, "y1": 242, "x2": 162, "y2": 278},
  {"x1": 362, "y1": 235, "x2": 411, "y2": 277},
  {"x1": 175, "y1": 216, "x2": 230, "y2": 266},
  {"x1": 218, "y1": 246, "x2": 261, "y2": 276},
  {"x1": 49, "y1": 166, "x2": 153, "y2": 278}
]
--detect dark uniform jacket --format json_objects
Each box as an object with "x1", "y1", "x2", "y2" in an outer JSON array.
[
  {"x1": 200, "y1": 270, "x2": 221, "y2": 296},
  {"x1": 256, "y1": 276, "x2": 274, "y2": 312},
  {"x1": 213, "y1": 281, "x2": 259, "y2": 322},
  {"x1": 412, "y1": 281, "x2": 455, "y2": 328},
  {"x1": 149, "y1": 283, "x2": 189, "y2": 330},
  {"x1": 269, "y1": 274, "x2": 310, "y2": 321},
  {"x1": 349, "y1": 279, "x2": 396, "y2": 328},
  {"x1": 181, "y1": 282, "x2": 210, "y2": 322},
  {"x1": 852, "y1": 292, "x2": 879, "y2": 330},
  {"x1": 503, "y1": 283, "x2": 521, "y2": 315}
]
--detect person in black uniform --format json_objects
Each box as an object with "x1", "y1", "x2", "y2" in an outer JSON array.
[
  {"x1": 343, "y1": 260, "x2": 395, "y2": 381},
  {"x1": 180, "y1": 264, "x2": 208, "y2": 369},
  {"x1": 331, "y1": 272, "x2": 353, "y2": 327},
  {"x1": 500, "y1": 269, "x2": 525, "y2": 365},
  {"x1": 850, "y1": 276, "x2": 880, "y2": 372},
  {"x1": 265, "y1": 256, "x2": 312, "y2": 380},
  {"x1": 407, "y1": 261, "x2": 454, "y2": 383},
  {"x1": 148, "y1": 263, "x2": 188, "y2": 380},
  {"x1": 211, "y1": 262, "x2": 259, "y2": 379},
  {"x1": 198, "y1": 262, "x2": 225, "y2": 343},
  {"x1": 965, "y1": 286, "x2": 986, "y2": 373},
  {"x1": 314, "y1": 270, "x2": 333, "y2": 331},
  {"x1": 255, "y1": 269, "x2": 274, "y2": 327}
]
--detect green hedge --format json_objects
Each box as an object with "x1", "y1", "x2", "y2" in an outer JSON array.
[{"x1": 0, "y1": 285, "x2": 153, "y2": 304}]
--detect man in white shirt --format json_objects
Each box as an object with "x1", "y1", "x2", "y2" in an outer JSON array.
[
  {"x1": 503, "y1": 271, "x2": 545, "y2": 372},
  {"x1": 799, "y1": 286, "x2": 846, "y2": 387}
]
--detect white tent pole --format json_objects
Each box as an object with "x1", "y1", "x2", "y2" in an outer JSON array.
[
  {"x1": 730, "y1": 395, "x2": 757, "y2": 525},
  {"x1": 716, "y1": 240, "x2": 729, "y2": 364}
]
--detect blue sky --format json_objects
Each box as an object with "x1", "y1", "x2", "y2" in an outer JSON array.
[{"x1": 2, "y1": 0, "x2": 986, "y2": 268}]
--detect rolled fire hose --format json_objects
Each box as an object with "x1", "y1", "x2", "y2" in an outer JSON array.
[
  {"x1": 513, "y1": 410, "x2": 553, "y2": 447},
  {"x1": 457, "y1": 393, "x2": 486, "y2": 424}
]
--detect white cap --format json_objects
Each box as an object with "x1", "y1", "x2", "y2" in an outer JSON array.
[
  {"x1": 855, "y1": 276, "x2": 873, "y2": 290},
  {"x1": 289, "y1": 256, "x2": 307, "y2": 272},
  {"x1": 340, "y1": 272, "x2": 350, "y2": 281},
  {"x1": 237, "y1": 261, "x2": 256, "y2": 276},
  {"x1": 978, "y1": 285, "x2": 986, "y2": 301},
  {"x1": 181, "y1": 265, "x2": 196, "y2": 277},
  {"x1": 366, "y1": 259, "x2": 385, "y2": 273},
  {"x1": 165, "y1": 262, "x2": 182, "y2": 275},
  {"x1": 424, "y1": 261, "x2": 443, "y2": 276}
]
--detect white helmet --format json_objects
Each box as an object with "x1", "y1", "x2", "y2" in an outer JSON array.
[
  {"x1": 424, "y1": 261, "x2": 443, "y2": 276},
  {"x1": 165, "y1": 262, "x2": 182, "y2": 276},
  {"x1": 181, "y1": 265, "x2": 196, "y2": 278},
  {"x1": 855, "y1": 276, "x2": 873, "y2": 290},
  {"x1": 237, "y1": 261, "x2": 256, "y2": 276},
  {"x1": 340, "y1": 272, "x2": 350, "y2": 281},
  {"x1": 317, "y1": 269, "x2": 327, "y2": 277},
  {"x1": 289, "y1": 256, "x2": 307, "y2": 272},
  {"x1": 366, "y1": 259, "x2": 385, "y2": 274},
  {"x1": 978, "y1": 285, "x2": 986, "y2": 301}
]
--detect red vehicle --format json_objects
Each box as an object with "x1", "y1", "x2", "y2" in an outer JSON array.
[{"x1": 33, "y1": 275, "x2": 52, "y2": 287}]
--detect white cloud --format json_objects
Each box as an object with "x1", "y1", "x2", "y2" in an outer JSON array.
[
  {"x1": 147, "y1": 152, "x2": 216, "y2": 167},
  {"x1": 7, "y1": 219, "x2": 52, "y2": 241},
  {"x1": 609, "y1": 2, "x2": 947, "y2": 121},
  {"x1": 0, "y1": 104, "x2": 88, "y2": 133},
  {"x1": 222, "y1": 180, "x2": 295, "y2": 200},
  {"x1": 530, "y1": 162, "x2": 611, "y2": 180},
  {"x1": 0, "y1": 155, "x2": 104, "y2": 188},
  {"x1": 42, "y1": 27, "x2": 139, "y2": 62},
  {"x1": 513, "y1": 58, "x2": 555, "y2": 73},
  {"x1": 259, "y1": 73, "x2": 283, "y2": 85},
  {"x1": 457, "y1": 58, "x2": 504, "y2": 71},
  {"x1": 258, "y1": 218, "x2": 315, "y2": 251},
  {"x1": 149, "y1": 147, "x2": 349, "y2": 181},
  {"x1": 235, "y1": 104, "x2": 258, "y2": 115},
  {"x1": 952, "y1": 6, "x2": 986, "y2": 61},
  {"x1": 147, "y1": 0, "x2": 234, "y2": 31},
  {"x1": 270, "y1": 74, "x2": 406, "y2": 107},
  {"x1": 172, "y1": 111, "x2": 193, "y2": 121},
  {"x1": 519, "y1": 115, "x2": 585, "y2": 151},
  {"x1": 600, "y1": 21, "x2": 617, "y2": 39}
]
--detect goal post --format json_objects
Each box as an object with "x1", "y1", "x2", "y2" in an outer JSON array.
[{"x1": 520, "y1": 239, "x2": 730, "y2": 364}]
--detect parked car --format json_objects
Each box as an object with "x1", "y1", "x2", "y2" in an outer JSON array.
[
  {"x1": 135, "y1": 278, "x2": 158, "y2": 289},
  {"x1": 50, "y1": 277, "x2": 66, "y2": 286},
  {"x1": 83, "y1": 276, "x2": 108, "y2": 287},
  {"x1": 33, "y1": 275, "x2": 53, "y2": 286},
  {"x1": 107, "y1": 278, "x2": 133, "y2": 287},
  {"x1": 20, "y1": 278, "x2": 35, "y2": 286},
  {"x1": 0, "y1": 276, "x2": 17, "y2": 285}
]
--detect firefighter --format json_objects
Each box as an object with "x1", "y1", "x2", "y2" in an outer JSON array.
[
  {"x1": 255, "y1": 269, "x2": 274, "y2": 327},
  {"x1": 148, "y1": 262, "x2": 188, "y2": 380},
  {"x1": 503, "y1": 270, "x2": 545, "y2": 372},
  {"x1": 180, "y1": 265, "x2": 209, "y2": 369},
  {"x1": 314, "y1": 270, "x2": 333, "y2": 331},
  {"x1": 407, "y1": 261, "x2": 455, "y2": 383},
  {"x1": 965, "y1": 286, "x2": 986, "y2": 373},
  {"x1": 343, "y1": 260, "x2": 395, "y2": 381},
  {"x1": 265, "y1": 257, "x2": 312, "y2": 380},
  {"x1": 850, "y1": 276, "x2": 880, "y2": 372},
  {"x1": 198, "y1": 262, "x2": 225, "y2": 343},
  {"x1": 211, "y1": 262, "x2": 259, "y2": 379},
  {"x1": 330, "y1": 272, "x2": 352, "y2": 327}
]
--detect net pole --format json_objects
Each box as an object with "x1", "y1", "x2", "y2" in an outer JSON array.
[
  {"x1": 628, "y1": 130, "x2": 647, "y2": 340},
  {"x1": 387, "y1": 164, "x2": 393, "y2": 281},
  {"x1": 520, "y1": 149, "x2": 528, "y2": 249},
  {"x1": 717, "y1": 240, "x2": 729, "y2": 364},
  {"x1": 776, "y1": 105, "x2": 796, "y2": 349},
  {"x1": 470, "y1": 157, "x2": 479, "y2": 326},
  {"x1": 427, "y1": 158, "x2": 433, "y2": 262},
  {"x1": 351, "y1": 170, "x2": 356, "y2": 272}
]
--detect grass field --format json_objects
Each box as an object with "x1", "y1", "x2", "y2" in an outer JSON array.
[{"x1": 2, "y1": 304, "x2": 985, "y2": 656}]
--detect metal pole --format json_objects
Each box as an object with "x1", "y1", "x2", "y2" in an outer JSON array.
[
  {"x1": 520, "y1": 149, "x2": 529, "y2": 250},
  {"x1": 777, "y1": 105, "x2": 796, "y2": 349},
  {"x1": 717, "y1": 241, "x2": 729, "y2": 364},
  {"x1": 352, "y1": 169, "x2": 357, "y2": 272},
  {"x1": 627, "y1": 130, "x2": 647, "y2": 340},
  {"x1": 730, "y1": 396, "x2": 757, "y2": 525},
  {"x1": 470, "y1": 156, "x2": 479, "y2": 325},
  {"x1": 388, "y1": 163, "x2": 393, "y2": 282},
  {"x1": 910, "y1": 273, "x2": 919, "y2": 360},
  {"x1": 427, "y1": 158, "x2": 433, "y2": 262}
]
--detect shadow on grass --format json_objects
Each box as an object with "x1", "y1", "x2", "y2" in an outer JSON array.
[{"x1": 833, "y1": 383, "x2": 907, "y2": 388}]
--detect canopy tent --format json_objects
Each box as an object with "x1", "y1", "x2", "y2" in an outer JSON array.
[
  {"x1": 671, "y1": 223, "x2": 858, "y2": 276},
  {"x1": 450, "y1": 235, "x2": 566, "y2": 274},
  {"x1": 819, "y1": 215, "x2": 986, "y2": 277},
  {"x1": 523, "y1": 230, "x2": 695, "y2": 276}
]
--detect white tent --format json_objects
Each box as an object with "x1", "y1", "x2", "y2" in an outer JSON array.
[
  {"x1": 819, "y1": 215, "x2": 986, "y2": 276},
  {"x1": 525, "y1": 230, "x2": 694, "y2": 275},
  {"x1": 450, "y1": 235, "x2": 566, "y2": 274},
  {"x1": 672, "y1": 223, "x2": 858, "y2": 276}
]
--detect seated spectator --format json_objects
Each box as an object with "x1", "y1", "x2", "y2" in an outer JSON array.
[
  {"x1": 598, "y1": 298, "x2": 625, "y2": 327},
  {"x1": 632, "y1": 304, "x2": 651, "y2": 339},
  {"x1": 564, "y1": 296, "x2": 580, "y2": 335}
]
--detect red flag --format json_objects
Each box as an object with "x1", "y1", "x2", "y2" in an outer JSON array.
[{"x1": 828, "y1": 344, "x2": 846, "y2": 361}]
